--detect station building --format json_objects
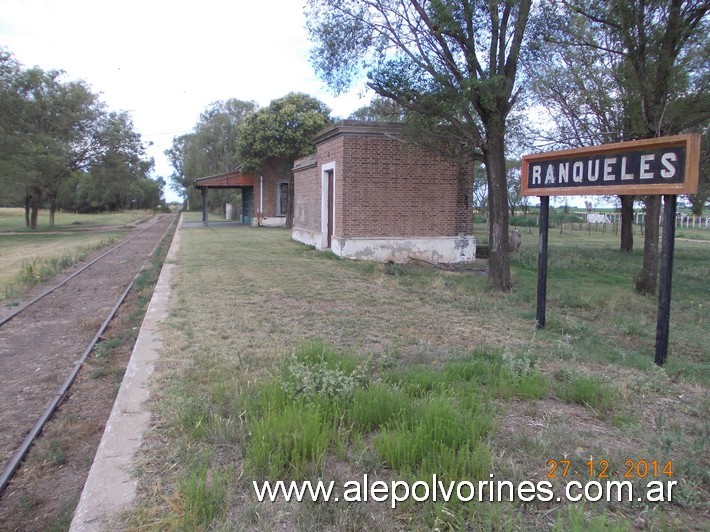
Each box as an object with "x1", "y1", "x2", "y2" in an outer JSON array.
[{"x1": 292, "y1": 121, "x2": 475, "y2": 263}]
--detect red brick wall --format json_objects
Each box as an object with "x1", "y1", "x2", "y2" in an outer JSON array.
[
  {"x1": 293, "y1": 124, "x2": 473, "y2": 242},
  {"x1": 293, "y1": 159, "x2": 320, "y2": 235},
  {"x1": 318, "y1": 136, "x2": 345, "y2": 236},
  {"x1": 256, "y1": 158, "x2": 289, "y2": 218},
  {"x1": 339, "y1": 134, "x2": 470, "y2": 238}
]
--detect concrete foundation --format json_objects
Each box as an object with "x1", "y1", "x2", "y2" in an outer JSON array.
[
  {"x1": 332, "y1": 236, "x2": 475, "y2": 263},
  {"x1": 292, "y1": 229, "x2": 476, "y2": 263}
]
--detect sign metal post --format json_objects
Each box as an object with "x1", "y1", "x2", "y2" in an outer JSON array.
[
  {"x1": 655, "y1": 194, "x2": 677, "y2": 365},
  {"x1": 536, "y1": 196, "x2": 549, "y2": 329}
]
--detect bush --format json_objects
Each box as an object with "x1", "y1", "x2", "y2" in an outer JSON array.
[
  {"x1": 510, "y1": 215, "x2": 537, "y2": 227},
  {"x1": 550, "y1": 212, "x2": 585, "y2": 225}
]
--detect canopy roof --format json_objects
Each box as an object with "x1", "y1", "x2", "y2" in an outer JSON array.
[{"x1": 194, "y1": 171, "x2": 254, "y2": 189}]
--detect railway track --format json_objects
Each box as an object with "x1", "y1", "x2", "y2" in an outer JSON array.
[{"x1": 0, "y1": 213, "x2": 178, "y2": 495}]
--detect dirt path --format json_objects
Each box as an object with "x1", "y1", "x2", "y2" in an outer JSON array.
[{"x1": 0, "y1": 214, "x2": 176, "y2": 528}]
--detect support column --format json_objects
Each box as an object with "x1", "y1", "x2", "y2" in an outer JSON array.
[{"x1": 201, "y1": 187, "x2": 208, "y2": 225}]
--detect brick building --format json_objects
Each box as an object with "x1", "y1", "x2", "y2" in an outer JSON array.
[{"x1": 292, "y1": 121, "x2": 475, "y2": 263}]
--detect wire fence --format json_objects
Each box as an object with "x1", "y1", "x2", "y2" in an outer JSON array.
[{"x1": 508, "y1": 212, "x2": 710, "y2": 235}]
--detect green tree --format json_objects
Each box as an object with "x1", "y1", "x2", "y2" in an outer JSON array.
[
  {"x1": 306, "y1": 0, "x2": 534, "y2": 291},
  {"x1": 349, "y1": 96, "x2": 408, "y2": 122},
  {"x1": 166, "y1": 99, "x2": 257, "y2": 210},
  {"x1": 1, "y1": 49, "x2": 158, "y2": 220},
  {"x1": 688, "y1": 124, "x2": 709, "y2": 215},
  {"x1": 17, "y1": 67, "x2": 105, "y2": 226},
  {"x1": 531, "y1": 20, "x2": 638, "y2": 252},
  {"x1": 0, "y1": 49, "x2": 27, "y2": 208},
  {"x1": 0, "y1": 51, "x2": 46, "y2": 223},
  {"x1": 81, "y1": 111, "x2": 156, "y2": 211},
  {"x1": 237, "y1": 92, "x2": 331, "y2": 228},
  {"x1": 165, "y1": 134, "x2": 195, "y2": 207},
  {"x1": 506, "y1": 159, "x2": 532, "y2": 217},
  {"x1": 540, "y1": 0, "x2": 709, "y2": 294}
]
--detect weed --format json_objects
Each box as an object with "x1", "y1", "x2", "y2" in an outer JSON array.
[
  {"x1": 246, "y1": 396, "x2": 331, "y2": 479},
  {"x1": 319, "y1": 250, "x2": 342, "y2": 260},
  {"x1": 373, "y1": 394, "x2": 493, "y2": 480},
  {"x1": 280, "y1": 345, "x2": 366, "y2": 401},
  {"x1": 17, "y1": 493, "x2": 39, "y2": 512},
  {"x1": 178, "y1": 462, "x2": 227, "y2": 529},
  {"x1": 553, "y1": 504, "x2": 632, "y2": 531},
  {"x1": 174, "y1": 393, "x2": 212, "y2": 440},
  {"x1": 47, "y1": 439, "x2": 66, "y2": 466},
  {"x1": 46, "y1": 500, "x2": 77, "y2": 532},
  {"x1": 554, "y1": 369, "x2": 619, "y2": 417},
  {"x1": 348, "y1": 382, "x2": 411, "y2": 431},
  {"x1": 93, "y1": 338, "x2": 123, "y2": 358}
]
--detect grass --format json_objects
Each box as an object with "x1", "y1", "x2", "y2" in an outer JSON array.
[
  {"x1": 553, "y1": 368, "x2": 621, "y2": 420},
  {"x1": 0, "y1": 233, "x2": 123, "y2": 299},
  {"x1": 122, "y1": 223, "x2": 709, "y2": 531},
  {"x1": 0, "y1": 207, "x2": 154, "y2": 301},
  {"x1": 0, "y1": 207, "x2": 152, "y2": 232}
]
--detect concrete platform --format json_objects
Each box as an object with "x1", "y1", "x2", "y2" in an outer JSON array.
[
  {"x1": 181, "y1": 220, "x2": 247, "y2": 228},
  {"x1": 70, "y1": 216, "x2": 183, "y2": 531}
]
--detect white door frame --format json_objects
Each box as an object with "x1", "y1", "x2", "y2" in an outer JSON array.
[{"x1": 321, "y1": 162, "x2": 336, "y2": 249}]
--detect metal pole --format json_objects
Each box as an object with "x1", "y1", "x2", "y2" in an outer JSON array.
[
  {"x1": 655, "y1": 195, "x2": 677, "y2": 365},
  {"x1": 536, "y1": 196, "x2": 550, "y2": 329}
]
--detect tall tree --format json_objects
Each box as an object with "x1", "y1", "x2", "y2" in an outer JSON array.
[
  {"x1": 531, "y1": 23, "x2": 639, "y2": 251},
  {"x1": 236, "y1": 92, "x2": 331, "y2": 228},
  {"x1": 688, "y1": 125, "x2": 709, "y2": 215},
  {"x1": 17, "y1": 68, "x2": 105, "y2": 226},
  {"x1": 82, "y1": 111, "x2": 155, "y2": 211},
  {"x1": 193, "y1": 99, "x2": 258, "y2": 174},
  {"x1": 1, "y1": 49, "x2": 159, "y2": 219},
  {"x1": 0, "y1": 49, "x2": 28, "y2": 209},
  {"x1": 541, "y1": 0, "x2": 709, "y2": 294},
  {"x1": 349, "y1": 96, "x2": 408, "y2": 121},
  {"x1": 165, "y1": 134, "x2": 195, "y2": 207},
  {"x1": 306, "y1": 0, "x2": 534, "y2": 291},
  {"x1": 166, "y1": 99, "x2": 257, "y2": 210}
]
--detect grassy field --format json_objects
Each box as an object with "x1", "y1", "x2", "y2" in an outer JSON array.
[
  {"x1": 123, "y1": 224, "x2": 708, "y2": 530},
  {"x1": 0, "y1": 207, "x2": 153, "y2": 232},
  {"x1": 0, "y1": 208, "x2": 153, "y2": 300}
]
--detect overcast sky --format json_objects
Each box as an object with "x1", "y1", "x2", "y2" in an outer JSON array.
[{"x1": 1, "y1": 0, "x2": 370, "y2": 201}]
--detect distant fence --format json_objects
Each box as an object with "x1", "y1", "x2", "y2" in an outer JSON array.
[
  {"x1": 509, "y1": 212, "x2": 710, "y2": 233},
  {"x1": 606, "y1": 213, "x2": 710, "y2": 229}
]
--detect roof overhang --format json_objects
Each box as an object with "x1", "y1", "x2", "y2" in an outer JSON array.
[
  {"x1": 313, "y1": 120, "x2": 405, "y2": 145},
  {"x1": 194, "y1": 171, "x2": 255, "y2": 189}
]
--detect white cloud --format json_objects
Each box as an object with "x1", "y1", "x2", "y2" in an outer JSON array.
[{"x1": 1, "y1": 0, "x2": 370, "y2": 200}]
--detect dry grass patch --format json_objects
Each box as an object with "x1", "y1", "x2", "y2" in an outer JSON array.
[{"x1": 124, "y1": 225, "x2": 708, "y2": 531}]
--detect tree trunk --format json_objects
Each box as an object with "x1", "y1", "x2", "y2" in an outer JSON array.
[
  {"x1": 619, "y1": 195, "x2": 634, "y2": 253},
  {"x1": 484, "y1": 129, "x2": 511, "y2": 292},
  {"x1": 635, "y1": 195, "x2": 661, "y2": 295},
  {"x1": 49, "y1": 193, "x2": 57, "y2": 227},
  {"x1": 30, "y1": 204, "x2": 39, "y2": 230},
  {"x1": 25, "y1": 193, "x2": 31, "y2": 228}
]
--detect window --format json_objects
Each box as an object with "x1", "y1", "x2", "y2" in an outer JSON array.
[{"x1": 278, "y1": 181, "x2": 288, "y2": 216}]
